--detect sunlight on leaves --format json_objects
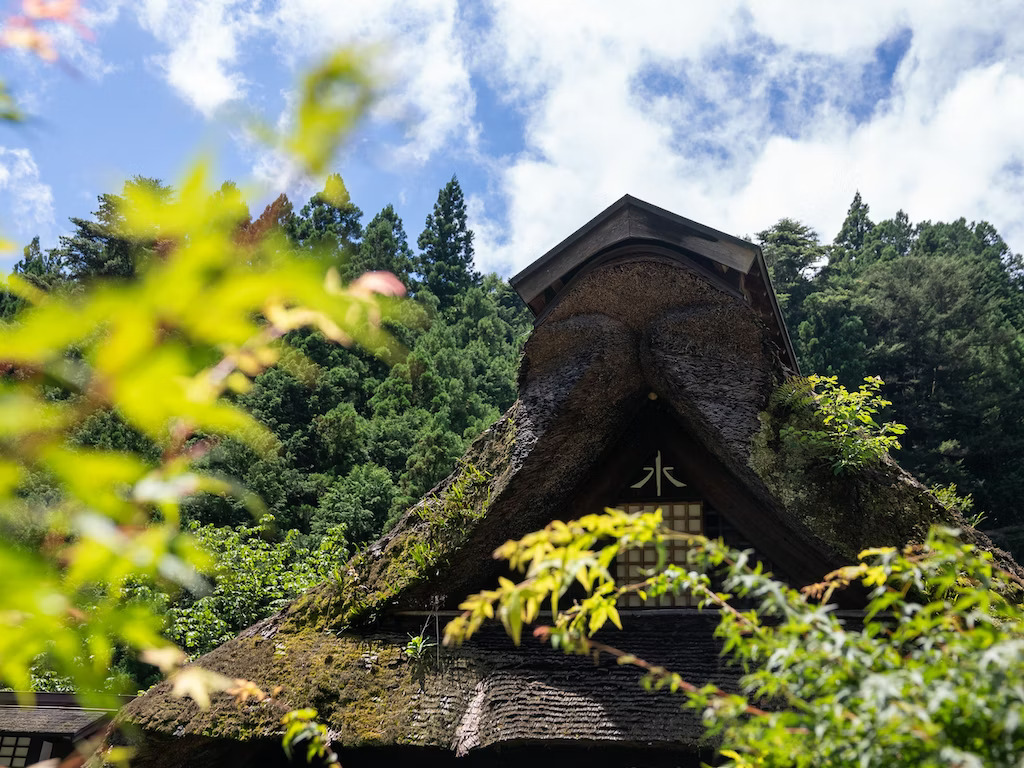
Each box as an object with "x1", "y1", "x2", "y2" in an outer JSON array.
[
  {"x1": 448, "y1": 513, "x2": 1024, "y2": 767},
  {"x1": 0, "y1": 45, "x2": 400, "y2": 720}
]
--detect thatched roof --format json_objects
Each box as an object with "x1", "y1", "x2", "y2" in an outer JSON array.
[
  {"x1": 120, "y1": 199, "x2": 1023, "y2": 765},
  {"x1": 121, "y1": 613, "x2": 729, "y2": 767},
  {"x1": 510, "y1": 195, "x2": 799, "y2": 371},
  {"x1": 0, "y1": 693, "x2": 118, "y2": 741}
]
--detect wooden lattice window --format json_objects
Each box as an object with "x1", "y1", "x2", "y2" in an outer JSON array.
[
  {"x1": 615, "y1": 501, "x2": 703, "y2": 607},
  {"x1": 0, "y1": 736, "x2": 32, "y2": 768}
]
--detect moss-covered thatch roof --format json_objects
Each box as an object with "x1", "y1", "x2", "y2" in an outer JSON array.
[
  {"x1": 120, "y1": 204, "x2": 1023, "y2": 765},
  {"x1": 121, "y1": 612, "x2": 731, "y2": 767}
]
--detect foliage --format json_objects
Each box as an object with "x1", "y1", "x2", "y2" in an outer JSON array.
[
  {"x1": 146, "y1": 518, "x2": 350, "y2": 659},
  {"x1": 833, "y1": 190, "x2": 874, "y2": 254},
  {"x1": 850, "y1": 223, "x2": 1024, "y2": 527},
  {"x1": 287, "y1": 174, "x2": 363, "y2": 258},
  {"x1": 447, "y1": 509, "x2": 1024, "y2": 767},
  {"x1": 756, "y1": 218, "x2": 823, "y2": 324},
  {"x1": 0, "y1": 238, "x2": 64, "y2": 319},
  {"x1": 0, "y1": 6, "x2": 499, "y2": 762},
  {"x1": 175, "y1": 234, "x2": 528, "y2": 532},
  {"x1": 778, "y1": 375, "x2": 907, "y2": 474},
  {"x1": 931, "y1": 483, "x2": 982, "y2": 528},
  {"x1": 281, "y1": 708, "x2": 338, "y2": 766},
  {"x1": 416, "y1": 175, "x2": 479, "y2": 309},
  {"x1": 409, "y1": 460, "x2": 491, "y2": 570},
  {"x1": 2, "y1": 170, "x2": 530, "y2": 696},
  {"x1": 794, "y1": 288, "x2": 868, "y2": 383},
  {"x1": 59, "y1": 177, "x2": 173, "y2": 281},
  {"x1": 404, "y1": 633, "x2": 436, "y2": 662},
  {"x1": 0, "y1": 49, "x2": 402, "y2": 703},
  {"x1": 763, "y1": 196, "x2": 1024, "y2": 532},
  {"x1": 127, "y1": 176, "x2": 529, "y2": 534},
  {"x1": 345, "y1": 204, "x2": 415, "y2": 287},
  {"x1": 16, "y1": 519, "x2": 348, "y2": 692},
  {"x1": 310, "y1": 463, "x2": 395, "y2": 544}
]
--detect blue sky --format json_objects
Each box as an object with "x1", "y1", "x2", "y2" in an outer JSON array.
[{"x1": 1, "y1": 1, "x2": 1023, "y2": 275}]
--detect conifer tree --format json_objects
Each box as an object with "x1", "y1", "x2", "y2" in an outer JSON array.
[
  {"x1": 833, "y1": 190, "x2": 875, "y2": 255},
  {"x1": 0, "y1": 236, "x2": 65, "y2": 319},
  {"x1": 757, "y1": 219, "x2": 823, "y2": 322},
  {"x1": 345, "y1": 204, "x2": 415, "y2": 287},
  {"x1": 237, "y1": 194, "x2": 295, "y2": 247},
  {"x1": 57, "y1": 177, "x2": 172, "y2": 280},
  {"x1": 288, "y1": 173, "x2": 363, "y2": 257},
  {"x1": 866, "y1": 209, "x2": 914, "y2": 261},
  {"x1": 416, "y1": 175, "x2": 478, "y2": 308}
]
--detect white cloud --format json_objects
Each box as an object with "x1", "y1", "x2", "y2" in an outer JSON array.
[
  {"x1": 245, "y1": 143, "x2": 319, "y2": 210},
  {"x1": 270, "y1": 0, "x2": 475, "y2": 166},
  {"x1": 72, "y1": 0, "x2": 1024, "y2": 272},
  {"x1": 247, "y1": 143, "x2": 298, "y2": 197},
  {"x1": 130, "y1": 0, "x2": 264, "y2": 116},
  {"x1": 741, "y1": 1, "x2": 908, "y2": 56},
  {"x1": 51, "y1": 22, "x2": 117, "y2": 81},
  {"x1": 81, "y1": 0, "x2": 126, "y2": 28},
  {"x1": 0, "y1": 148, "x2": 54, "y2": 252},
  {"x1": 122, "y1": 0, "x2": 475, "y2": 167},
  {"x1": 468, "y1": 1, "x2": 1024, "y2": 273}
]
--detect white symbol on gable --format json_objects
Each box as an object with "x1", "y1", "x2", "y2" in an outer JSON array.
[{"x1": 630, "y1": 450, "x2": 686, "y2": 497}]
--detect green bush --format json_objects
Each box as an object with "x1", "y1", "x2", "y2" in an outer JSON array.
[{"x1": 779, "y1": 375, "x2": 907, "y2": 473}]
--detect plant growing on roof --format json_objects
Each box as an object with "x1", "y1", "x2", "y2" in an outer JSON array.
[
  {"x1": 931, "y1": 482, "x2": 984, "y2": 528},
  {"x1": 777, "y1": 375, "x2": 906, "y2": 474},
  {"x1": 404, "y1": 633, "x2": 436, "y2": 662},
  {"x1": 410, "y1": 460, "x2": 491, "y2": 569},
  {"x1": 281, "y1": 708, "x2": 338, "y2": 766}
]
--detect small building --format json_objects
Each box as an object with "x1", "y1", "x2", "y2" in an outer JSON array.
[
  {"x1": 118, "y1": 196, "x2": 1018, "y2": 767},
  {"x1": 0, "y1": 692, "x2": 127, "y2": 767}
]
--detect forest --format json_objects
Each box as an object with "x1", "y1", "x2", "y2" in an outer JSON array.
[
  {"x1": 4, "y1": 176, "x2": 1023, "y2": 674},
  {"x1": 761, "y1": 193, "x2": 1024, "y2": 544}
]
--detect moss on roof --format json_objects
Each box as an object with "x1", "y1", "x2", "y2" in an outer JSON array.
[
  {"x1": 119, "y1": 612, "x2": 731, "y2": 766},
  {"x1": 290, "y1": 414, "x2": 518, "y2": 633},
  {"x1": 749, "y1": 376, "x2": 1024, "y2": 585}
]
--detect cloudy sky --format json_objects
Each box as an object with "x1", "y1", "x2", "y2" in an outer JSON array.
[{"x1": 0, "y1": 0, "x2": 1022, "y2": 275}]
